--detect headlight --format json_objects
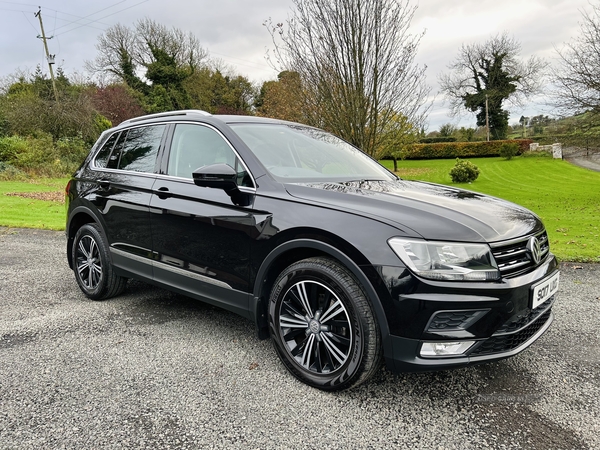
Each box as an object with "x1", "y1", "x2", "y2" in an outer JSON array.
[{"x1": 388, "y1": 238, "x2": 500, "y2": 281}]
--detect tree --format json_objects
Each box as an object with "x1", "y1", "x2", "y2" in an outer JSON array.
[
  {"x1": 265, "y1": 0, "x2": 430, "y2": 156},
  {"x1": 438, "y1": 123, "x2": 457, "y2": 137},
  {"x1": 2, "y1": 69, "x2": 109, "y2": 143},
  {"x1": 183, "y1": 68, "x2": 257, "y2": 115},
  {"x1": 553, "y1": 2, "x2": 600, "y2": 115},
  {"x1": 375, "y1": 111, "x2": 420, "y2": 171},
  {"x1": 439, "y1": 33, "x2": 545, "y2": 140},
  {"x1": 255, "y1": 71, "x2": 305, "y2": 122},
  {"x1": 87, "y1": 18, "x2": 208, "y2": 112},
  {"x1": 90, "y1": 84, "x2": 145, "y2": 126}
]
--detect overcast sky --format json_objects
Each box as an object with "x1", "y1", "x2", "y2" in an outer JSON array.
[{"x1": 0, "y1": 0, "x2": 593, "y2": 130}]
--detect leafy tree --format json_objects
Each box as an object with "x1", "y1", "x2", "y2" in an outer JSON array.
[
  {"x1": 265, "y1": 0, "x2": 430, "y2": 156},
  {"x1": 439, "y1": 33, "x2": 545, "y2": 140},
  {"x1": 375, "y1": 111, "x2": 420, "y2": 171},
  {"x1": 458, "y1": 127, "x2": 476, "y2": 142},
  {"x1": 438, "y1": 123, "x2": 457, "y2": 137},
  {"x1": 553, "y1": 2, "x2": 600, "y2": 115},
  {"x1": 255, "y1": 71, "x2": 304, "y2": 122},
  {"x1": 183, "y1": 68, "x2": 256, "y2": 115},
  {"x1": 87, "y1": 18, "x2": 208, "y2": 112}
]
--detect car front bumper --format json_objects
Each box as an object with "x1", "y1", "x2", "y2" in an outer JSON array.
[{"x1": 374, "y1": 254, "x2": 559, "y2": 373}]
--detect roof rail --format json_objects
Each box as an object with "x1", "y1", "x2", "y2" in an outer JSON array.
[{"x1": 120, "y1": 109, "x2": 212, "y2": 125}]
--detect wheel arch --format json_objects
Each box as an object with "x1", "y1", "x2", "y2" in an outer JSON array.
[
  {"x1": 66, "y1": 206, "x2": 105, "y2": 270},
  {"x1": 252, "y1": 238, "x2": 391, "y2": 352}
]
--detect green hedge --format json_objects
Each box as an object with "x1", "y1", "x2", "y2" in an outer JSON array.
[
  {"x1": 418, "y1": 136, "x2": 457, "y2": 144},
  {"x1": 396, "y1": 139, "x2": 533, "y2": 160}
]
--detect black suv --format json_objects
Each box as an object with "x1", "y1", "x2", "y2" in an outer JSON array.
[{"x1": 66, "y1": 110, "x2": 559, "y2": 390}]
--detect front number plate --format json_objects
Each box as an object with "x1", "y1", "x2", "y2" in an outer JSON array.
[{"x1": 531, "y1": 271, "x2": 560, "y2": 310}]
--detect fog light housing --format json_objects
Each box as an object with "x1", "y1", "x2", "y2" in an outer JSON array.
[{"x1": 420, "y1": 341, "x2": 476, "y2": 357}]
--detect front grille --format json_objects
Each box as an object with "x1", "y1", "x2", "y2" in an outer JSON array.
[
  {"x1": 491, "y1": 230, "x2": 550, "y2": 278},
  {"x1": 469, "y1": 309, "x2": 551, "y2": 356}
]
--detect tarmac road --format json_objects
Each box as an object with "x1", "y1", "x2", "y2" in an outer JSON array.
[{"x1": 0, "y1": 228, "x2": 599, "y2": 449}]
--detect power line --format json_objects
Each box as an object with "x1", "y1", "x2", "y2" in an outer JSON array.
[
  {"x1": 20, "y1": 10, "x2": 38, "y2": 32},
  {"x1": 54, "y1": 0, "x2": 151, "y2": 37},
  {"x1": 50, "y1": 0, "x2": 131, "y2": 33}
]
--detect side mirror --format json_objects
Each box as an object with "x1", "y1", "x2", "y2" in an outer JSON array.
[
  {"x1": 192, "y1": 163, "x2": 252, "y2": 207},
  {"x1": 193, "y1": 163, "x2": 238, "y2": 192}
]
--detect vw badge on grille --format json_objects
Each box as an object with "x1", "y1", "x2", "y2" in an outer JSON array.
[{"x1": 527, "y1": 236, "x2": 542, "y2": 264}]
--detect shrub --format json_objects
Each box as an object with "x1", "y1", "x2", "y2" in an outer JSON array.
[
  {"x1": 450, "y1": 158, "x2": 480, "y2": 183},
  {"x1": 499, "y1": 142, "x2": 519, "y2": 160},
  {"x1": 0, "y1": 134, "x2": 89, "y2": 178},
  {"x1": 0, "y1": 161, "x2": 24, "y2": 180}
]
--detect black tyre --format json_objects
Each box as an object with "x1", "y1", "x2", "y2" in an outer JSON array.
[
  {"x1": 269, "y1": 257, "x2": 382, "y2": 390},
  {"x1": 72, "y1": 223, "x2": 127, "y2": 300}
]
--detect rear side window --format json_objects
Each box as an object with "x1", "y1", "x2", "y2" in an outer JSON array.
[
  {"x1": 93, "y1": 125, "x2": 166, "y2": 173},
  {"x1": 93, "y1": 132, "x2": 119, "y2": 169},
  {"x1": 118, "y1": 125, "x2": 166, "y2": 173}
]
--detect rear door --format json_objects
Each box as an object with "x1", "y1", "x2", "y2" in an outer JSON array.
[{"x1": 91, "y1": 124, "x2": 167, "y2": 278}]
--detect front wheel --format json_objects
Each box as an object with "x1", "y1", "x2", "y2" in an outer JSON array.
[
  {"x1": 72, "y1": 223, "x2": 127, "y2": 300},
  {"x1": 269, "y1": 257, "x2": 382, "y2": 390}
]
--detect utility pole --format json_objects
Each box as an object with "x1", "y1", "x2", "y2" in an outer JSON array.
[
  {"x1": 35, "y1": 7, "x2": 59, "y2": 102},
  {"x1": 485, "y1": 94, "x2": 490, "y2": 142}
]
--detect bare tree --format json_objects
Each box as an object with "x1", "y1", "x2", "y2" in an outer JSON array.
[
  {"x1": 86, "y1": 19, "x2": 209, "y2": 112},
  {"x1": 86, "y1": 18, "x2": 208, "y2": 85},
  {"x1": 265, "y1": 0, "x2": 430, "y2": 156},
  {"x1": 553, "y1": 2, "x2": 600, "y2": 115},
  {"x1": 439, "y1": 33, "x2": 546, "y2": 139}
]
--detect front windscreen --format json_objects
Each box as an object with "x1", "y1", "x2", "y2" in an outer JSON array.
[{"x1": 229, "y1": 123, "x2": 396, "y2": 182}]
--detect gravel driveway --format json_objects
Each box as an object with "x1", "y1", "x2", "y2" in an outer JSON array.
[{"x1": 1, "y1": 228, "x2": 599, "y2": 449}]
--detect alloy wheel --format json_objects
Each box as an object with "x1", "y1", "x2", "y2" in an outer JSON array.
[
  {"x1": 75, "y1": 234, "x2": 103, "y2": 290},
  {"x1": 277, "y1": 280, "x2": 353, "y2": 374}
]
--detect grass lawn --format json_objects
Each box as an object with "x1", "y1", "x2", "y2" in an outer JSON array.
[
  {"x1": 0, "y1": 178, "x2": 69, "y2": 230},
  {"x1": 380, "y1": 156, "x2": 600, "y2": 262},
  {"x1": 1, "y1": 156, "x2": 599, "y2": 262}
]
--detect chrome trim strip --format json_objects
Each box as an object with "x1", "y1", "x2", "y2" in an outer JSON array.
[
  {"x1": 153, "y1": 173, "x2": 257, "y2": 194},
  {"x1": 111, "y1": 247, "x2": 233, "y2": 290},
  {"x1": 89, "y1": 166, "x2": 158, "y2": 178},
  {"x1": 111, "y1": 247, "x2": 151, "y2": 265},
  {"x1": 495, "y1": 248, "x2": 528, "y2": 258},
  {"x1": 489, "y1": 229, "x2": 547, "y2": 248},
  {"x1": 121, "y1": 109, "x2": 211, "y2": 125},
  {"x1": 498, "y1": 260, "x2": 530, "y2": 271},
  {"x1": 152, "y1": 259, "x2": 233, "y2": 290}
]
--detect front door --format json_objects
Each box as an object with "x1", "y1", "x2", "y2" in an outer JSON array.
[{"x1": 149, "y1": 122, "x2": 259, "y2": 318}]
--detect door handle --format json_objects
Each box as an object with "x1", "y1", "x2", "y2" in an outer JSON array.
[
  {"x1": 98, "y1": 180, "x2": 110, "y2": 190},
  {"x1": 155, "y1": 186, "x2": 172, "y2": 199}
]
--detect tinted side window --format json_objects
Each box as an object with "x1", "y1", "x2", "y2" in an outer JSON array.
[
  {"x1": 107, "y1": 132, "x2": 127, "y2": 170},
  {"x1": 93, "y1": 132, "x2": 119, "y2": 169},
  {"x1": 118, "y1": 125, "x2": 166, "y2": 173},
  {"x1": 167, "y1": 124, "x2": 253, "y2": 187}
]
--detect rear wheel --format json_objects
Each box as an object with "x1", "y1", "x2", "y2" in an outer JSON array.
[
  {"x1": 269, "y1": 257, "x2": 382, "y2": 390},
  {"x1": 72, "y1": 223, "x2": 126, "y2": 300}
]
